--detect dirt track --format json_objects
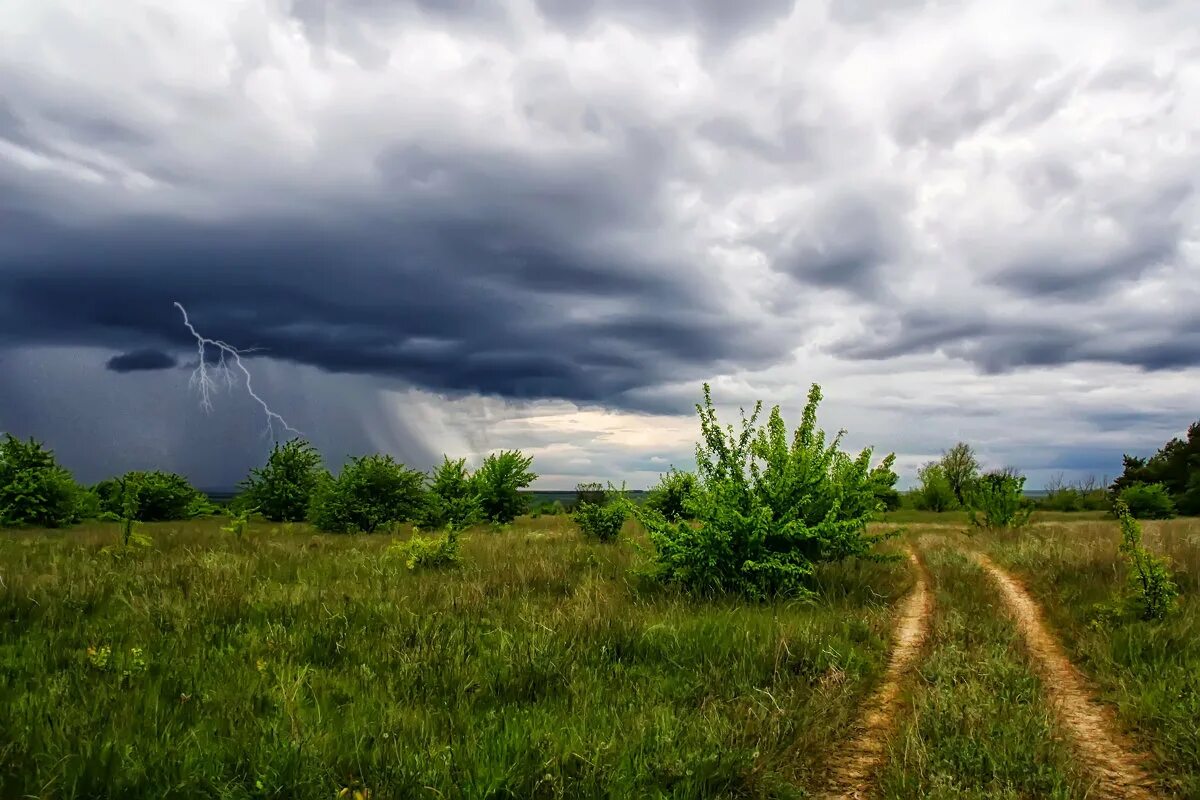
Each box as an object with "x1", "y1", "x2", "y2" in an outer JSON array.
[
  {"x1": 975, "y1": 553, "x2": 1158, "y2": 800},
  {"x1": 819, "y1": 547, "x2": 932, "y2": 799}
]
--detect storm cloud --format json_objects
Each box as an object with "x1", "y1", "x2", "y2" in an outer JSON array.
[{"x1": 1, "y1": 0, "x2": 1198, "y2": 486}]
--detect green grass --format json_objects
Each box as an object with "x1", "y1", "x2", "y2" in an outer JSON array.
[
  {"x1": 876, "y1": 535, "x2": 1090, "y2": 799},
  {"x1": 0, "y1": 516, "x2": 911, "y2": 799},
  {"x1": 981, "y1": 519, "x2": 1200, "y2": 797}
]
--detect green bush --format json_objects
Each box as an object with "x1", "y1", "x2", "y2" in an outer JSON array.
[
  {"x1": 0, "y1": 434, "x2": 86, "y2": 528},
  {"x1": 1115, "y1": 501, "x2": 1179, "y2": 620},
  {"x1": 308, "y1": 455, "x2": 425, "y2": 533},
  {"x1": 1117, "y1": 481, "x2": 1176, "y2": 520},
  {"x1": 97, "y1": 471, "x2": 208, "y2": 522},
  {"x1": 473, "y1": 450, "x2": 536, "y2": 524},
  {"x1": 642, "y1": 469, "x2": 697, "y2": 522},
  {"x1": 910, "y1": 461, "x2": 957, "y2": 512},
  {"x1": 574, "y1": 482, "x2": 607, "y2": 509},
  {"x1": 238, "y1": 438, "x2": 324, "y2": 522},
  {"x1": 1038, "y1": 474, "x2": 1109, "y2": 512},
  {"x1": 638, "y1": 383, "x2": 893, "y2": 599},
  {"x1": 419, "y1": 457, "x2": 482, "y2": 532},
  {"x1": 967, "y1": 469, "x2": 1033, "y2": 531},
  {"x1": 868, "y1": 453, "x2": 902, "y2": 512},
  {"x1": 573, "y1": 486, "x2": 628, "y2": 542},
  {"x1": 1112, "y1": 421, "x2": 1200, "y2": 515},
  {"x1": 394, "y1": 529, "x2": 462, "y2": 570}
]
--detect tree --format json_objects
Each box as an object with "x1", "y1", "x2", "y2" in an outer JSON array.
[
  {"x1": 238, "y1": 438, "x2": 324, "y2": 522},
  {"x1": 308, "y1": 455, "x2": 425, "y2": 533},
  {"x1": 1117, "y1": 482, "x2": 1176, "y2": 520},
  {"x1": 96, "y1": 471, "x2": 209, "y2": 522},
  {"x1": 420, "y1": 457, "x2": 482, "y2": 532},
  {"x1": 638, "y1": 383, "x2": 894, "y2": 599},
  {"x1": 910, "y1": 461, "x2": 957, "y2": 512},
  {"x1": 642, "y1": 469, "x2": 698, "y2": 522},
  {"x1": 867, "y1": 453, "x2": 902, "y2": 512},
  {"x1": 0, "y1": 434, "x2": 85, "y2": 528},
  {"x1": 967, "y1": 468, "x2": 1032, "y2": 531},
  {"x1": 1112, "y1": 422, "x2": 1200, "y2": 515},
  {"x1": 940, "y1": 442, "x2": 980, "y2": 507},
  {"x1": 473, "y1": 450, "x2": 536, "y2": 524}
]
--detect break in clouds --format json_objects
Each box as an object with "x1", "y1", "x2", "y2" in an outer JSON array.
[{"x1": 1, "y1": 0, "x2": 1198, "y2": 487}]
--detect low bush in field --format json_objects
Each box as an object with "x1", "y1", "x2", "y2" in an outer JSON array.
[
  {"x1": 1115, "y1": 501, "x2": 1179, "y2": 620},
  {"x1": 1117, "y1": 481, "x2": 1176, "y2": 520},
  {"x1": 0, "y1": 434, "x2": 86, "y2": 528},
  {"x1": 93, "y1": 471, "x2": 211, "y2": 522},
  {"x1": 238, "y1": 438, "x2": 324, "y2": 522},
  {"x1": 308, "y1": 455, "x2": 425, "y2": 533},
  {"x1": 910, "y1": 462, "x2": 957, "y2": 512},
  {"x1": 393, "y1": 529, "x2": 462, "y2": 570},
  {"x1": 638, "y1": 383, "x2": 895, "y2": 599},
  {"x1": 473, "y1": 450, "x2": 536, "y2": 524},
  {"x1": 573, "y1": 486, "x2": 628, "y2": 542},
  {"x1": 967, "y1": 469, "x2": 1032, "y2": 531}
]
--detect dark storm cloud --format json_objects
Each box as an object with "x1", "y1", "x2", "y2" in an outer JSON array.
[{"x1": 105, "y1": 348, "x2": 178, "y2": 373}]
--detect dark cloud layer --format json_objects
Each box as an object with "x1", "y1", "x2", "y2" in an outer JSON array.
[{"x1": 105, "y1": 348, "x2": 178, "y2": 373}]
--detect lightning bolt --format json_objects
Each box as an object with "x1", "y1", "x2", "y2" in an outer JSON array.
[{"x1": 174, "y1": 301, "x2": 301, "y2": 440}]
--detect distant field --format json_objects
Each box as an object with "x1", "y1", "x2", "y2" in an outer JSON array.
[{"x1": 0, "y1": 515, "x2": 1195, "y2": 798}]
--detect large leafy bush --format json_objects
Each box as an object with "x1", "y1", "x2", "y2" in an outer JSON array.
[
  {"x1": 95, "y1": 471, "x2": 209, "y2": 522},
  {"x1": 573, "y1": 485, "x2": 628, "y2": 542},
  {"x1": 638, "y1": 384, "x2": 893, "y2": 599},
  {"x1": 642, "y1": 469, "x2": 698, "y2": 522},
  {"x1": 0, "y1": 434, "x2": 85, "y2": 528},
  {"x1": 309, "y1": 455, "x2": 425, "y2": 533},
  {"x1": 1117, "y1": 481, "x2": 1176, "y2": 520},
  {"x1": 419, "y1": 457, "x2": 482, "y2": 532},
  {"x1": 967, "y1": 469, "x2": 1032, "y2": 531},
  {"x1": 473, "y1": 450, "x2": 536, "y2": 524},
  {"x1": 910, "y1": 461, "x2": 957, "y2": 512},
  {"x1": 238, "y1": 438, "x2": 324, "y2": 522}
]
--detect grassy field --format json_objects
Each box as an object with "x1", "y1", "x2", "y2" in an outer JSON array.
[
  {"x1": 1, "y1": 514, "x2": 1196, "y2": 798},
  {"x1": 0, "y1": 516, "x2": 911, "y2": 799}
]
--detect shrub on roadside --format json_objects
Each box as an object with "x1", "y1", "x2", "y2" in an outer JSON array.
[
  {"x1": 642, "y1": 469, "x2": 698, "y2": 522},
  {"x1": 308, "y1": 455, "x2": 425, "y2": 533},
  {"x1": 419, "y1": 457, "x2": 482, "y2": 532},
  {"x1": 1117, "y1": 481, "x2": 1176, "y2": 520},
  {"x1": 967, "y1": 468, "x2": 1033, "y2": 531},
  {"x1": 0, "y1": 434, "x2": 86, "y2": 528},
  {"x1": 1115, "y1": 501, "x2": 1178, "y2": 620},
  {"x1": 637, "y1": 383, "x2": 894, "y2": 599},
  {"x1": 238, "y1": 438, "x2": 324, "y2": 522},
  {"x1": 473, "y1": 450, "x2": 536, "y2": 524}
]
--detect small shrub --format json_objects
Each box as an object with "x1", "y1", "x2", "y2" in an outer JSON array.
[
  {"x1": 0, "y1": 434, "x2": 86, "y2": 528},
  {"x1": 473, "y1": 450, "x2": 536, "y2": 524},
  {"x1": 967, "y1": 469, "x2": 1033, "y2": 531},
  {"x1": 221, "y1": 507, "x2": 255, "y2": 539},
  {"x1": 238, "y1": 438, "x2": 324, "y2": 522},
  {"x1": 394, "y1": 529, "x2": 462, "y2": 570},
  {"x1": 419, "y1": 457, "x2": 482, "y2": 532},
  {"x1": 573, "y1": 486, "x2": 628, "y2": 542},
  {"x1": 308, "y1": 455, "x2": 425, "y2": 533},
  {"x1": 910, "y1": 461, "x2": 957, "y2": 512},
  {"x1": 642, "y1": 469, "x2": 697, "y2": 522},
  {"x1": 1115, "y1": 501, "x2": 1179, "y2": 620},
  {"x1": 638, "y1": 383, "x2": 894, "y2": 599},
  {"x1": 1117, "y1": 481, "x2": 1176, "y2": 520}
]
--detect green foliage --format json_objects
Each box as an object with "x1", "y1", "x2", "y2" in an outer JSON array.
[
  {"x1": 573, "y1": 485, "x2": 628, "y2": 542},
  {"x1": 473, "y1": 450, "x2": 536, "y2": 524},
  {"x1": 1113, "y1": 421, "x2": 1200, "y2": 515},
  {"x1": 393, "y1": 529, "x2": 462, "y2": 570},
  {"x1": 419, "y1": 457, "x2": 482, "y2": 532},
  {"x1": 868, "y1": 453, "x2": 902, "y2": 512},
  {"x1": 910, "y1": 461, "x2": 957, "y2": 512},
  {"x1": 1038, "y1": 474, "x2": 1109, "y2": 512},
  {"x1": 639, "y1": 383, "x2": 893, "y2": 599},
  {"x1": 574, "y1": 482, "x2": 607, "y2": 509},
  {"x1": 967, "y1": 469, "x2": 1033, "y2": 531},
  {"x1": 1117, "y1": 481, "x2": 1176, "y2": 520},
  {"x1": 97, "y1": 471, "x2": 208, "y2": 522},
  {"x1": 940, "y1": 442, "x2": 980, "y2": 507},
  {"x1": 308, "y1": 455, "x2": 426, "y2": 533},
  {"x1": 642, "y1": 469, "x2": 698, "y2": 522},
  {"x1": 0, "y1": 434, "x2": 86, "y2": 528},
  {"x1": 221, "y1": 507, "x2": 255, "y2": 540},
  {"x1": 238, "y1": 438, "x2": 324, "y2": 522},
  {"x1": 1115, "y1": 501, "x2": 1179, "y2": 620}
]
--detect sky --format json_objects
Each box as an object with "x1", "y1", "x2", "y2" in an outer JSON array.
[{"x1": 1, "y1": 0, "x2": 1198, "y2": 490}]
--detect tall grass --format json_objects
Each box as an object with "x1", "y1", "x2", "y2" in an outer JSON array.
[{"x1": 0, "y1": 516, "x2": 911, "y2": 799}]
